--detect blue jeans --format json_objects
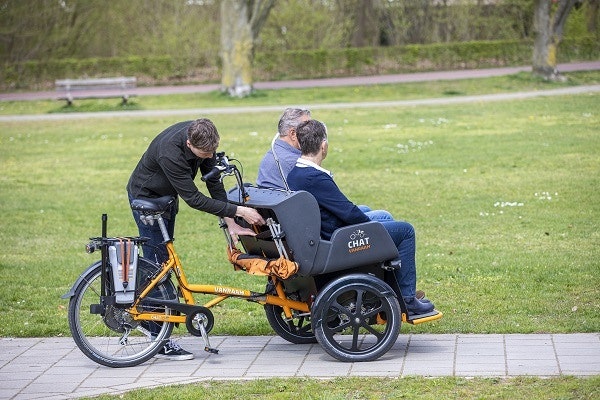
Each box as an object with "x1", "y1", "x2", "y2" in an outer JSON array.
[
  {"x1": 129, "y1": 194, "x2": 176, "y2": 265},
  {"x1": 380, "y1": 220, "x2": 417, "y2": 299},
  {"x1": 358, "y1": 205, "x2": 394, "y2": 222},
  {"x1": 359, "y1": 205, "x2": 417, "y2": 298},
  {"x1": 128, "y1": 194, "x2": 177, "y2": 338}
]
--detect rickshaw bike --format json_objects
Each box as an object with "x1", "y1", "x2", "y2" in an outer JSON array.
[{"x1": 63, "y1": 152, "x2": 441, "y2": 367}]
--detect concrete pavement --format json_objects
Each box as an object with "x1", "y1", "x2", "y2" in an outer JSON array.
[{"x1": 1, "y1": 333, "x2": 599, "y2": 399}]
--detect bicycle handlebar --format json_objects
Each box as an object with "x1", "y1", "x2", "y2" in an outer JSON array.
[
  {"x1": 200, "y1": 152, "x2": 249, "y2": 202},
  {"x1": 201, "y1": 165, "x2": 225, "y2": 182},
  {"x1": 201, "y1": 152, "x2": 232, "y2": 182}
]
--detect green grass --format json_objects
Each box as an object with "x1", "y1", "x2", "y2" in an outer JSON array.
[
  {"x1": 0, "y1": 75, "x2": 598, "y2": 338},
  {"x1": 1, "y1": 72, "x2": 598, "y2": 400},
  {"x1": 84, "y1": 376, "x2": 599, "y2": 400},
  {"x1": 1, "y1": 71, "x2": 599, "y2": 115}
]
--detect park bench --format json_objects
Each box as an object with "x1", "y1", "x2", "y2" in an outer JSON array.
[{"x1": 55, "y1": 76, "x2": 137, "y2": 106}]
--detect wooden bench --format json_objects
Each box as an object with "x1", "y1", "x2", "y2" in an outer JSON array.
[{"x1": 55, "y1": 77, "x2": 137, "y2": 106}]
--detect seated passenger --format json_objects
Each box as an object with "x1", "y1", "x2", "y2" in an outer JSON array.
[
  {"x1": 287, "y1": 119, "x2": 434, "y2": 316},
  {"x1": 257, "y1": 107, "x2": 393, "y2": 222}
]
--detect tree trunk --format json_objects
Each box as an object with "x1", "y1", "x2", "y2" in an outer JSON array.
[
  {"x1": 350, "y1": 0, "x2": 378, "y2": 47},
  {"x1": 532, "y1": 0, "x2": 578, "y2": 80},
  {"x1": 587, "y1": 0, "x2": 599, "y2": 33},
  {"x1": 220, "y1": 0, "x2": 274, "y2": 98}
]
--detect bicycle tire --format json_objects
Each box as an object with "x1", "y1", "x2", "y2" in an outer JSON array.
[
  {"x1": 264, "y1": 304, "x2": 317, "y2": 344},
  {"x1": 312, "y1": 273, "x2": 400, "y2": 362},
  {"x1": 67, "y1": 258, "x2": 177, "y2": 368}
]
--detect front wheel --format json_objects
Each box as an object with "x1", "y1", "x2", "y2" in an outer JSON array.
[
  {"x1": 67, "y1": 258, "x2": 178, "y2": 367},
  {"x1": 312, "y1": 273, "x2": 400, "y2": 362}
]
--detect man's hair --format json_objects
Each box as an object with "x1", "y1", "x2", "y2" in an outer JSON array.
[
  {"x1": 187, "y1": 118, "x2": 219, "y2": 152},
  {"x1": 296, "y1": 119, "x2": 327, "y2": 156},
  {"x1": 278, "y1": 108, "x2": 311, "y2": 137}
]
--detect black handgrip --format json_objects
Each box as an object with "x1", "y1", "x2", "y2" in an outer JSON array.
[{"x1": 201, "y1": 166, "x2": 223, "y2": 182}]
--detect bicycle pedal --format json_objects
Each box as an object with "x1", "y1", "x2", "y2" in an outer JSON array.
[{"x1": 204, "y1": 346, "x2": 219, "y2": 354}]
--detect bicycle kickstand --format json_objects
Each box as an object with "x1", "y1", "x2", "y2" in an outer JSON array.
[{"x1": 198, "y1": 318, "x2": 219, "y2": 354}]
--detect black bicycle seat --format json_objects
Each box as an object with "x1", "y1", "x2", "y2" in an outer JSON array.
[{"x1": 130, "y1": 196, "x2": 174, "y2": 213}]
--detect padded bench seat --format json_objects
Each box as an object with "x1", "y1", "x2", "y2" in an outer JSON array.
[{"x1": 228, "y1": 186, "x2": 399, "y2": 276}]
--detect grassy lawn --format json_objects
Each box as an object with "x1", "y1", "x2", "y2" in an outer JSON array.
[
  {"x1": 83, "y1": 376, "x2": 600, "y2": 400},
  {"x1": 0, "y1": 73, "x2": 598, "y2": 337},
  {"x1": 0, "y1": 73, "x2": 598, "y2": 398}
]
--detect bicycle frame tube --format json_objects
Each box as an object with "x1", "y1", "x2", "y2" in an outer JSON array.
[{"x1": 130, "y1": 241, "x2": 309, "y2": 324}]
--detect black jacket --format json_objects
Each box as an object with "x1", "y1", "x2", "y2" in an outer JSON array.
[{"x1": 127, "y1": 120, "x2": 237, "y2": 218}]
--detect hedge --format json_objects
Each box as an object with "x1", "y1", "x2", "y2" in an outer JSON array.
[{"x1": 2, "y1": 38, "x2": 598, "y2": 91}]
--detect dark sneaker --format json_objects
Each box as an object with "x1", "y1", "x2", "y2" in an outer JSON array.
[
  {"x1": 155, "y1": 340, "x2": 194, "y2": 361},
  {"x1": 404, "y1": 297, "x2": 434, "y2": 315}
]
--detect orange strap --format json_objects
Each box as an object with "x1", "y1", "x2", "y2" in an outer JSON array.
[{"x1": 118, "y1": 238, "x2": 131, "y2": 286}]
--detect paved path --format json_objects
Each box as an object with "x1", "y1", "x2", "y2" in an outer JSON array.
[
  {"x1": 2, "y1": 84, "x2": 599, "y2": 123},
  {"x1": 1, "y1": 61, "x2": 599, "y2": 102},
  {"x1": 1, "y1": 334, "x2": 598, "y2": 399}
]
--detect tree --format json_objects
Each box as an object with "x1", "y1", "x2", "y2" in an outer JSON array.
[
  {"x1": 532, "y1": 0, "x2": 581, "y2": 80},
  {"x1": 220, "y1": 0, "x2": 274, "y2": 97},
  {"x1": 587, "y1": 0, "x2": 599, "y2": 33}
]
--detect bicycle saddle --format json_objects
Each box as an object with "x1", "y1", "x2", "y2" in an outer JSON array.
[{"x1": 130, "y1": 196, "x2": 175, "y2": 213}]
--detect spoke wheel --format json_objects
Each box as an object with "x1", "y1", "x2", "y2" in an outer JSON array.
[
  {"x1": 312, "y1": 273, "x2": 400, "y2": 362},
  {"x1": 265, "y1": 304, "x2": 316, "y2": 344},
  {"x1": 67, "y1": 258, "x2": 177, "y2": 367}
]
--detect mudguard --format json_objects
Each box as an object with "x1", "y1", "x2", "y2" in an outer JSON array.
[{"x1": 61, "y1": 260, "x2": 103, "y2": 299}]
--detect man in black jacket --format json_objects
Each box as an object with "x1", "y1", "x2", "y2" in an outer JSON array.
[{"x1": 127, "y1": 118, "x2": 264, "y2": 360}]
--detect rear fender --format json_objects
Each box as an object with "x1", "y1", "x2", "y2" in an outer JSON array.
[{"x1": 61, "y1": 260, "x2": 102, "y2": 299}]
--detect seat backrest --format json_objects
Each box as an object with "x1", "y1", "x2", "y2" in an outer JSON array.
[{"x1": 228, "y1": 187, "x2": 321, "y2": 268}]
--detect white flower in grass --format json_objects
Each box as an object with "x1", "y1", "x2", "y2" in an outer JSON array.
[
  {"x1": 534, "y1": 191, "x2": 558, "y2": 201},
  {"x1": 494, "y1": 201, "x2": 524, "y2": 208}
]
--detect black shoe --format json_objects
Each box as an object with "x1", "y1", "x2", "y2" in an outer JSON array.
[
  {"x1": 404, "y1": 297, "x2": 434, "y2": 315},
  {"x1": 155, "y1": 340, "x2": 194, "y2": 361}
]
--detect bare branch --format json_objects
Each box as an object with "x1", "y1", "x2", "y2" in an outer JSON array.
[
  {"x1": 249, "y1": 0, "x2": 275, "y2": 39},
  {"x1": 552, "y1": 0, "x2": 578, "y2": 40}
]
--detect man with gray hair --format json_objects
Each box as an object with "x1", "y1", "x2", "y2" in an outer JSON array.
[{"x1": 256, "y1": 108, "x2": 311, "y2": 189}]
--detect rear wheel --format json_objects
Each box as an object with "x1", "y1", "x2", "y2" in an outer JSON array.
[
  {"x1": 265, "y1": 304, "x2": 316, "y2": 344},
  {"x1": 67, "y1": 258, "x2": 177, "y2": 367},
  {"x1": 312, "y1": 273, "x2": 400, "y2": 362}
]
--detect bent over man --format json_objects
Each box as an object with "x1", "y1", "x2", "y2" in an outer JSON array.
[{"x1": 127, "y1": 118, "x2": 264, "y2": 360}]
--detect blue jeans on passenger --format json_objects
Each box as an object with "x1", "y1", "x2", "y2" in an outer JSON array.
[
  {"x1": 358, "y1": 205, "x2": 416, "y2": 299},
  {"x1": 380, "y1": 220, "x2": 417, "y2": 299},
  {"x1": 358, "y1": 205, "x2": 394, "y2": 222}
]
